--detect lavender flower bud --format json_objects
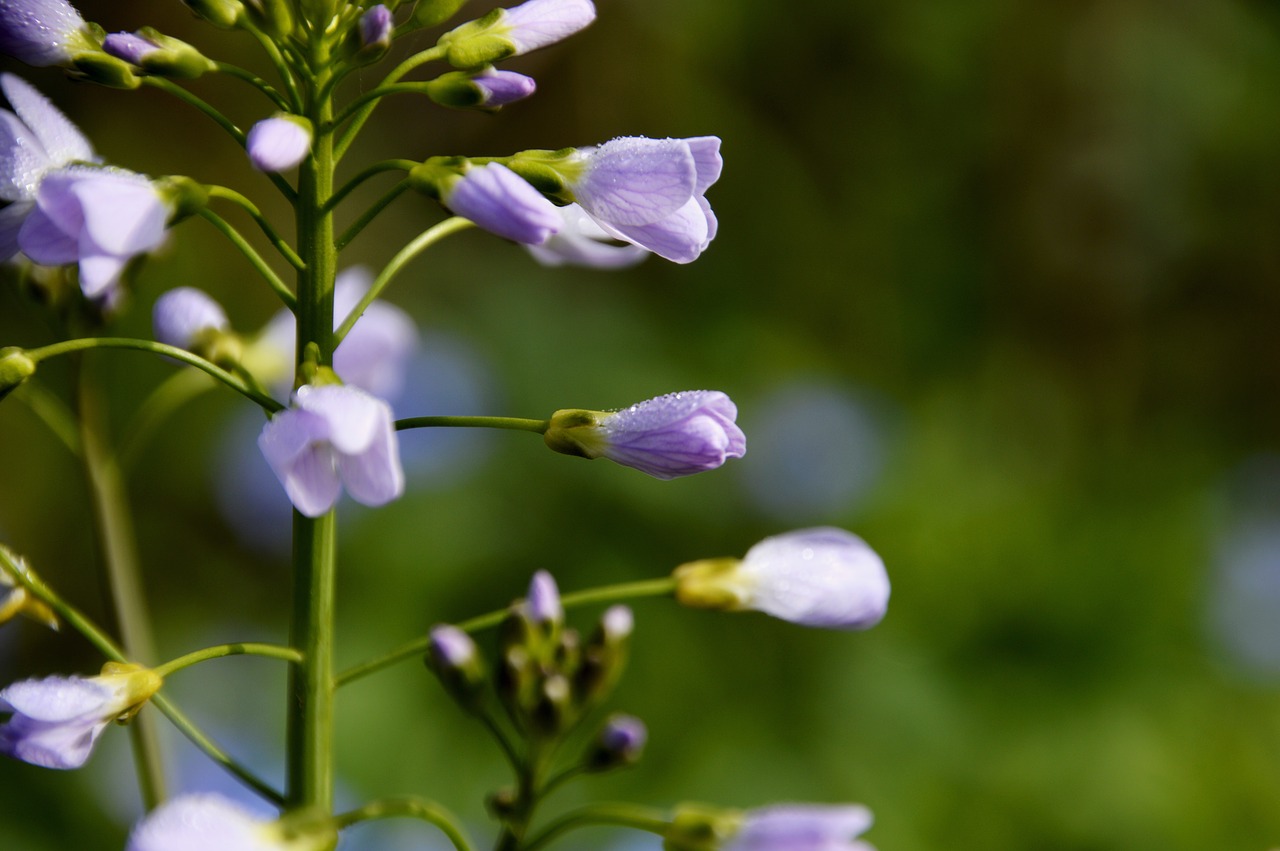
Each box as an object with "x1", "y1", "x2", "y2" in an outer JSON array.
[
  {"x1": 153, "y1": 287, "x2": 237, "y2": 363},
  {"x1": 102, "y1": 32, "x2": 157, "y2": 65},
  {"x1": 426, "y1": 67, "x2": 536, "y2": 110},
  {"x1": 438, "y1": 0, "x2": 595, "y2": 68},
  {"x1": 360, "y1": 4, "x2": 393, "y2": 52},
  {"x1": 432, "y1": 162, "x2": 561, "y2": 245},
  {"x1": 674, "y1": 528, "x2": 890, "y2": 630},
  {"x1": 587, "y1": 713, "x2": 647, "y2": 770},
  {"x1": 0, "y1": 347, "x2": 36, "y2": 401},
  {"x1": 544, "y1": 391, "x2": 745, "y2": 480},
  {"x1": 426, "y1": 624, "x2": 487, "y2": 710},
  {"x1": 246, "y1": 115, "x2": 313, "y2": 173},
  {"x1": 526, "y1": 570, "x2": 563, "y2": 625},
  {"x1": 103, "y1": 28, "x2": 214, "y2": 79},
  {"x1": 727, "y1": 804, "x2": 875, "y2": 851},
  {"x1": 0, "y1": 0, "x2": 92, "y2": 66}
]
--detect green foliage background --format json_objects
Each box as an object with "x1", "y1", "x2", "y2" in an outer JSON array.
[{"x1": 2, "y1": 1, "x2": 1280, "y2": 849}]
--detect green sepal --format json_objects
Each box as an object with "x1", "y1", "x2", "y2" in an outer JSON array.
[
  {"x1": 437, "y1": 9, "x2": 516, "y2": 69},
  {"x1": 664, "y1": 805, "x2": 744, "y2": 851},
  {"x1": 505, "y1": 149, "x2": 580, "y2": 199},
  {"x1": 672, "y1": 558, "x2": 750, "y2": 611},
  {"x1": 154, "y1": 176, "x2": 209, "y2": 222},
  {"x1": 424, "y1": 71, "x2": 488, "y2": 109},
  {"x1": 247, "y1": 0, "x2": 295, "y2": 39},
  {"x1": 135, "y1": 28, "x2": 216, "y2": 79},
  {"x1": 0, "y1": 349, "x2": 36, "y2": 403},
  {"x1": 407, "y1": 157, "x2": 467, "y2": 199},
  {"x1": 70, "y1": 53, "x2": 141, "y2": 89},
  {"x1": 543, "y1": 408, "x2": 608, "y2": 460}
]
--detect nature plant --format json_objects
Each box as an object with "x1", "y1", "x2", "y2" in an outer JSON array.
[{"x1": 0, "y1": 0, "x2": 892, "y2": 849}]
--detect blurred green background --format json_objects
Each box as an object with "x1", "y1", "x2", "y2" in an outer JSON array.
[{"x1": 3, "y1": 0, "x2": 1280, "y2": 849}]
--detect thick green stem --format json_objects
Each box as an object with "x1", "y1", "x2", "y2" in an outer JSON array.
[
  {"x1": 74, "y1": 362, "x2": 167, "y2": 808},
  {"x1": 287, "y1": 58, "x2": 340, "y2": 814}
]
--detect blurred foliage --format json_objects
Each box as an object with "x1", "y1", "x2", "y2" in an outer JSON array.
[{"x1": 3, "y1": 0, "x2": 1280, "y2": 849}]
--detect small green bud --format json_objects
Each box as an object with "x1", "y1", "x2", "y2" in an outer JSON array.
[
  {"x1": 530, "y1": 672, "x2": 572, "y2": 735},
  {"x1": 0, "y1": 349, "x2": 37, "y2": 403},
  {"x1": 574, "y1": 605, "x2": 632, "y2": 706},
  {"x1": 414, "y1": 0, "x2": 471, "y2": 28},
  {"x1": 408, "y1": 157, "x2": 467, "y2": 199},
  {"x1": 664, "y1": 805, "x2": 744, "y2": 851},
  {"x1": 183, "y1": 0, "x2": 245, "y2": 29},
  {"x1": 0, "y1": 547, "x2": 58, "y2": 631},
  {"x1": 70, "y1": 53, "x2": 141, "y2": 89}
]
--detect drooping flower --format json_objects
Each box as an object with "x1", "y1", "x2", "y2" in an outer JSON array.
[
  {"x1": 727, "y1": 805, "x2": 876, "y2": 851},
  {"x1": 16, "y1": 165, "x2": 171, "y2": 300},
  {"x1": 0, "y1": 73, "x2": 96, "y2": 258},
  {"x1": 524, "y1": 203, "x2": 648, "y2": 269},
  {"x1": 153, "y1": 286, "x2": 229, "y2": 350},
  {"x1": 0, "y1": 0, "x2": 92, "y2": 67},
  {"x1": 0, "y1": 663, "x2": 162, "y2": 769},
  {"x1": 126, "y1": 793, "x2": 336, "y2": 851},
  {"x1": 674, "y1": 528, "x2": 890, "y2": 630},
  {"x1": 439, "y1": 0, "x2": 595, "y2": 67},
  {"x1": 441, "y1": 162, "x2": 561, "y2": 244},
  {"x1": 544, "y1": 390, "x2": 745, "y2": 480},
  {"x1": 258, "y1": 383, "x2": 405, "y2": 517},
  {"x1": 562, "y1": 135, "x2": 722, "y2": 263},
  {"x1": 254, "y1": 266, "x2": 419, "y2": 400},
  {"x1": 246, "y1": 116, "x2": 312, "y2": 173}
]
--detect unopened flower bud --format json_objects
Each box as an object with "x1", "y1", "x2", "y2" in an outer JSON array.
[
  {"x1": 246, "y1": 115, "x2": 313, "y2": 172},
  {"x1": 530, "y1": 671, "x2": 572, "y2": 734},
  {"x1": 425, "y1": 624, "x2": 486, "y2": 711},
  {"x1": 153, "y1": 287, "x2": 239, "y2": 365},
  {"x1": 360, "y1": 4, "x2": 393, "y2": 53},
  {"x1": 438, "y1": 0, "x2": 595, "y2": 68},
  {"x1": 426, "y1": 67, "x2": 536, "y2": 110},
  {"x1": 244, "y1": 0, "x2": 293, "y2": 39},
  {"x1": 104, "y1": 28, "x2": 214, "y2": 79},
  {"x1": 674, "y1": 528, "x2": 889, "y2": 630},
  {"x1": 526, "y1": 570, "x2": 562, "y2": 626},
  {"x1": 182, "y1": 0, "x2": 245, "y2": 29},
  {"x1": 425, "y1": 162, "x2": 560, "y2": 245},
  {"x1": 413, "y1": 0, "x2": 470, "y2": 28},
  {"x1": 587, "y1": 713, "x2": 646, "y2": 771},
  {"x1": 665, "y1": 804, "x2": 744, "y2": 851},
  {"x1": 545, "y1": 391, "x2": 745, "y2": 480},
  {"x1": 574, "y1": 604, "x2": 631, "y2": 705},
  {"x1": 0, "y1": 348, "x2": 36, "y2": 402}
]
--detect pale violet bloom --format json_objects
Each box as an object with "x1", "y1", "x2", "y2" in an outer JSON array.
[
  {"x1": 545, "y1": 390, "x2": 745, "y2": 480},
  {"x1": 0, "y1": 72, "x2": 96, "y2": 259},
  {"x1": 126, "y1": 793, "x2": 334, "y2": 851},
  {"x1": 17, "y1": 165, "x2": 171, "y2": 300},
  {"x1": 500, "y1": 0, "x2": 596, "y2": 54},
  {"x1": 360, "y1": 4, "x2": 393, "y2": 51},
  {"x1": 443, "y1": 162, "x2": 560, "y2": 244},
  {"x1": 258, "y1": 383, "x2": 405, "y2": 518},
  {"x1": 246, "y1": 116, "x2": 312, "y2": 173},
  {"x1": 256, "y1": 266, "x2": 419, "y2": 400},
  {"x1": 675, "y1": 528, "x2": 889, "y2": 630},
  {"x1": 153, "y1": 287, "x2": 229, "y2": 350},
  {"x1": 567, "y1": 136, "x2": 721, "y2": 263},
  {"x1": 527, "y1": 570, "x2": 562, "y2": 624},
  {"x1": 102, "y1": 31, "x2": 159, "y2": 65},
  {"x1": 524, "y1": 203, "x2": 647, "y2": 269},
  {"x1": 429, "y1": 624, "x2": 479, "y2": 670},
  {"x1": 0, "y1": 665, "x2": 162, "y2": 769},
  {"x1": 0, "y1": 0, "x2": 90, "y2": 66},
  {"x1": 728, "y1": 805, "x2": 876, "y2": 851}
]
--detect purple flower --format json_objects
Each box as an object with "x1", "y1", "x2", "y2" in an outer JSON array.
[
  {"x1": 126, "y1": 793, "x2": 315, "y2": 851},
  {"x1": 567, "y1": 136, "x2": 721, "y2": 263},
  {"x1": 256, "y1": 266, "x2": 419, "y2": 400},
  {"x1": 246, "y1": 116, "x2": 312, "y2": 173},
  {"x1": 546, "y1": 390, "x2": 745, "y2": 480},
  {"x1": 16, "y1": 165, "x2": 170, "y2": 300},
  {"x1": 442, "y1": 162, "x2": 561, "y2": 244},
  {"x1": 500, "y1": 0, "x2": 596, "y2": 54},
  {"x1": 675, "y1": 528, "x2": 890, "y2": 630},
  {"x1": 728, "y1": 805, "x2": 875, "y2": 851},
  {"x1": 524, "y1": 203, "x2": 648, "y2": 269},
  {"x1": 0, "y1": 0, "x2": 90, "y2": 66},
  {"x1": 0, "y1": 73, "x2": 96, "y2": 258},
  {"x1": 153, "y1": 287, "x2": 229, "y2": 350},
  {"x1": 102, "y1": 31, "x2": 159, "y2": 65},
  {"x1": 0, "y1": 664, "x2": 162, "y2": 769},
  {"x1": 527, "y1": 570, "x2": 562, "y2": 624},
  {"x1": 360, "y1": 4, "x2": 393, "y2": 51},
  {"x1": 258, "y1": 383, "x2": 405, "y2": 517},
  {"x1": 471, "y1": 67, "x2": 536, "y2": 106}
]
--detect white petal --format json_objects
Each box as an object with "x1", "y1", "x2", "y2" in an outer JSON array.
[
  {"x1": 0, "y1": 714, "x2": 106, "y2": 769},
  {"x1": 0, "y1": 74, "x2": 94, "y2": 168},
  {"x1": 294, "y1": 384, "x2": 383, "y2": 455},
  {"x1": 601, "y1": 197, "x2": 710, "y2": 264}
]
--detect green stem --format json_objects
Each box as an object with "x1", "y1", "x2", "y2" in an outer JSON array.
[
  {"x1": 522, "y1": 804, "x2": 672, "y2": 851},
  {"x1": 243, "y1": 20, "x2": 303, "y2": 110},
  {"x1": 333, "y1": 46, "x2": 446, "y2": 162},
  {"x1": 334, "y1": 577, "x2": 676, "y2": 687},
  {"x1": 25, "y1": 338, "x2": 284, "y2": 413},
  {"x1": 334, "y1": 797, "x2": 475, "y2": 851},
  {"x1": 334, "y1": 180, "x2": 410, "y2": 249},
  {"x1": 330, "y1": 82, "x2": 430, "y2": 129},
  {"x1": 395, "y1": 416, "x2": 548, "y2": 433},
  {"x1": 11, "y1": 381, "x2": 81, "y2": 456},
  {"x1": 153, "y1": 642, "x2": 302, "y2": 678},
  {"x1": 333, "y1": 217, "x2": 473, "y2": 343},
  {"x1": 74, "y1": 363, "x2": 166, "y2": 808},
  {"x1": 198, "y1": 208, "x2": 299, "y2": 309},
  {"x1": 326, "y1": 160, "x2": 419, "y2": 213},
  {"x1": 206, "y1": 185, "x2": 306, "y2": 270},
  {"x1": 214, "y1": 61, "x2": 290, "y2": 109},
  {"x1": 143, "y1": 78, "x2": 245, "y2": 145}
]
